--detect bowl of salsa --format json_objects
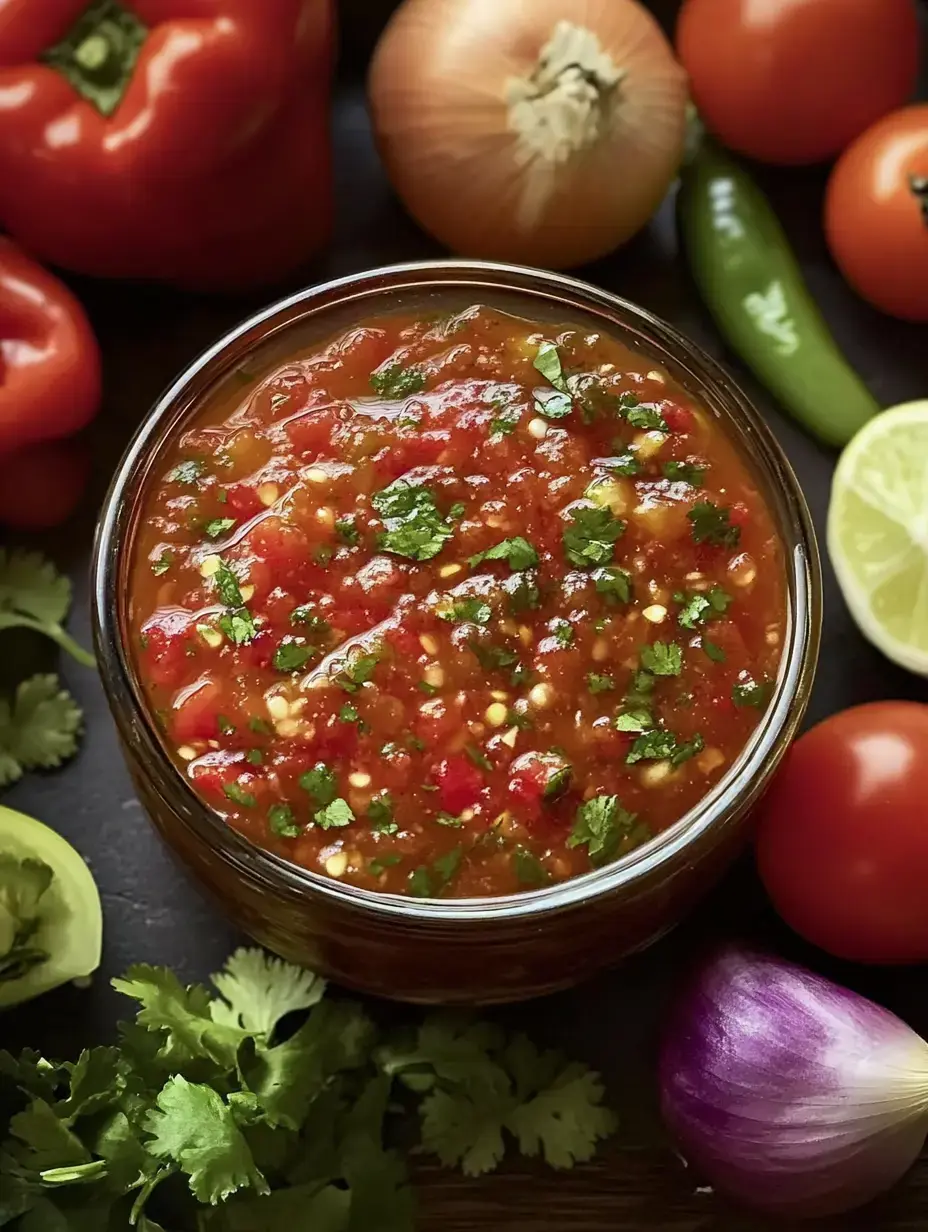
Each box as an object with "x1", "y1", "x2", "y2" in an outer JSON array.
[{"x1": 93, "y1": 260, "x2": 820, "y2": 1003}]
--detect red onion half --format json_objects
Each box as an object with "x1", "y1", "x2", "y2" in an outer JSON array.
[{"x1": 659, "y1": 947, "x2": 928, "y2": 1217}]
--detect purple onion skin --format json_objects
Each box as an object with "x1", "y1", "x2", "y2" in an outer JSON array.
[{"x1": 659, "y1": 946, "x2": 928, "y2": 1218}]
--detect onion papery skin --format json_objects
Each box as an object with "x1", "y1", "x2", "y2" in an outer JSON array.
[
  {"x1": 368, "y1": 0, "x2": 688, "y2": 269},
  {"x1": 659, "y1": 947, "x2": 928, "y2": 1217}
]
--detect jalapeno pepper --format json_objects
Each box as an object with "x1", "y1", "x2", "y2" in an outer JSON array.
[{"x1": 678, "y1": 141, "x2": 880, "y2": 448}]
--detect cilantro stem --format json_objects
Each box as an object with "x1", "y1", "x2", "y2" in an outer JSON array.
[{"x1": 0, "y1": 613, "x2": 96, "y2": 668}]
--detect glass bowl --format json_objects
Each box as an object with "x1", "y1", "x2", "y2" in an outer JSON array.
[{"x1": 92, "y1": 260, "x2": 821, "y2": 1005}]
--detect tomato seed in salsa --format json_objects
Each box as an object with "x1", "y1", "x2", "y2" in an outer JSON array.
[{"x1": 131, "y1": 305, "x2": 785, "y2": 899}]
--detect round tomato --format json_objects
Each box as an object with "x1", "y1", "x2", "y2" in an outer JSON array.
[
  {"x1": 824, "y1": 105, "x2": 928, "y2": 323},
  {"x1": 676, "y1": 0, "x2": 919, "y2": 165},
  {"x1": 755, "y1": 702, "x2": 928, "y2": 965}
]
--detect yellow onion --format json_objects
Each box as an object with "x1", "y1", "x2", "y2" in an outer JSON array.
[{"x1": 368, "y1": 0, "x2": 688, "y2": 269}]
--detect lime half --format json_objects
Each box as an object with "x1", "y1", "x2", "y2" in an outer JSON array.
[
  {"x1": 0, "y1": 805, "x2": 102, "y2": 1009},
  {"x1": 829, "y1": 401, "x2": 928, "y2": 675}
]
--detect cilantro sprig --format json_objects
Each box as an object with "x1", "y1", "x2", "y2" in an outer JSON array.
[
  {"x1": 0, "y1": 550, "x2": 95, "y2": 668},
  {"x1": 470, "y1": 537, "x2": 538, "y2": 571},
  {"x1": 213, "y1": 560, "x2": 257, "y2": 645},
  {"x1": 688, "y1": 501, "x2": 741, "y2": 548},
  {"x1": 372, "y1": 479, "x2": 457, "y2": 562},
  {"x1": 563, "y1": 506, "x2": 625, "y2": 568},
  {"x1": 567, "y1": 795, "x2": 643, "y2": 866},
  {"x1": 675, "y1": 586, "x2": 732, "y2": 630}
]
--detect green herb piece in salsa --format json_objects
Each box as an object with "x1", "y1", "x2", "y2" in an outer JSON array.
[
  {"x1": 587, "y1": 672, "x2": 615, "y2": 695},
  {"x1": 504, "y1": 570, "x2": 541, "y2": 613},
  {"x1": 372, "y1": 479, "x2": 456, "y2": 562},
  {"x1": 368, "y1": 793, "x2": 398, "y2": 835},
  {"x1": 290, "y1": 605, "x2": 330, "y2": 636},
  {"x1": 169, "y1": 459, "x2": 204, "y2": 485},
  {"x1": 640, "y1": 641, "x2": 683, "y2": 677},
  {"x1": 299, "y1": 763, "x2": 337, "y2": 807},
  {"x1": 465, "y1": 743, "x2": 493, "y2": 771},
  {"x1": 563, "y1": 506, "x2": 625, "y2": 568},
  {"x1": 703, "y1": 639, "x2": 726, "y2": 663},
  {"x1": 223, "y1": 781, "x2": 256, "y2": 808},
  {"x1": 369, "y1": 853, "x2": 402, "y2": 876},
  {"x1": 370, "y1": 362, "x2": 426, "y2": 399},
  {"x1": 214, "y1": 560, "x2": 257, "y2": 646},
  {"x1": 469, "y1": 641, "x2": 519, "y2": 672},
  {"x1": 314, "y1": 798, "x2": 354, "y2": 830},
  {"x1": 614, "y1": 710, "x2": 653, "y2": 734},
  {"x1": 675, "y1": 586, "x2": 732, "y2": 630},
  {"x1": 733, "y1": 676, "x2": 774, "y2": 709},
  {"x1": 552, "y1": 620, "x2": 574, "y2": 649},
  {"x1": 273, "y1": 641, "x2": 313, "y2": 673},
  {"x1": 441, "y1": 597, "x2": 492, "y2": 626},
  {"x1": 335, "y1": 649, "x2": 380, "y2": 693},
  {"x1": 268, "y1": 803, "x2": 300, "y2": 838},
  {"x1": 533, "y1": 341, "x2": 570, "y2": 393},
  {"x1": 436, "y1": 811, "x2": 464, "y2": 828},
  {"x1": 246, "y1": 748, "x2": 264, "y2": 765},
  {"x1": 151, "y1": 551, "x2": 172, "y2": 576},
  {"x1": 335, "y1": 516, "x2": 360, "y2": 546},
  {"x1": 592, "y1": 565, "x2": 632, "y2": 605},
  {"x1": 604, "y1": 453, "x2": 640, "y2": 477},
  {"x1": 217, "y1": 715, "x2": 235, "y2": 735},
  {"x1": 470, "y1": 536, "x2": 538, "y2": 571},
  {"x1": 626, "y1": 729, "x2": 703, "y2": 766},
  {"x1": 511, "y1": 847, "x2": 550, "y2": 887},
  {"x1": 689, "y1": 501, "x2": 741, "y2": 548},
  {"x1": 663, "y1": 460, "x2": 706, "y2": 486},
  {"x1": 408, "y1": 845, "x2": 463, "y2": 897},
  {"x1": 567, "y1": 795, "x2": 638, "y2": 866},
  {"x1": 204, "y1": 517, "x2": 236, "y2": 540}
]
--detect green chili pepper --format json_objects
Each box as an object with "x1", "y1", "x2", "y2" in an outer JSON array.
[{"x1": 678, "y1": 141, "x2": 880, "y2": 449}]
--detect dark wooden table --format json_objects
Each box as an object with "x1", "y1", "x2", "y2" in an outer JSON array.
[{"x1": 5, "y1": 3, "x2": 928, "y2": 1228}]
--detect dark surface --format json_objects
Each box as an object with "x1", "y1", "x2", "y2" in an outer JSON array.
[{"x1": 4, "y1": 1, "x2": 928, "y2": 1228}]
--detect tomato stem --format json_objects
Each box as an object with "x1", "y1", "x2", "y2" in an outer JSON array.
[{"x1": 42, "y1": 0, "x2": 148, "y2": 118}]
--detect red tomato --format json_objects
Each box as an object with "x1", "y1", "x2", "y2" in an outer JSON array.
[
  {"x1": 824, "y1": 105, "x2": 928, "y2": 323},
  {"x1": 755, "y1": 702, "x2": 928, "y2": 965},
  {"x1": 676, "y1": 0, "x2": 919, "y2": 165}
]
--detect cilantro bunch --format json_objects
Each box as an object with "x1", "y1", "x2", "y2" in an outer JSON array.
[
  {"x1": 0, "y1": 550, "x2": 93, "y2": 787},
  {"x1": 1, "y1": 949, "x2": 616, "y2": 1231}
]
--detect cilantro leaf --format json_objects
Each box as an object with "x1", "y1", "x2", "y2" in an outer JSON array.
[
  {"x1": 314, "y1": 799, "x2": 354, "y2": 829},
  {"x1": 586, "y1": 673, "x2": 614, "y2": 695},
  {"x1": 504, "y1": 570, "x2": 541, "y2": 613},
  {"x1": 626, "y1": 729, "x2": 704, "y2": 766},
  {"x1": 335, "y1": 516, "x2": 360, "y2": 546},
  {"x1": 563, "y1": 506, "x2": 624, "y2": 568},
  {"x1": 169, "y1": 459, "x2": 205, "y2": 485},
  {"x1": 152, "y1": 551, "x2": 173, "y2": 576},
  {"x1": 533, "y1": 342, "x2": 569, "y2": 393},
  {"x1": 214, "y1": 560, "x2": 246, "y2": 608},
  {"x1": 688, "y1": 500, "x2": 741, "y2": 548},
  {"x1": 604, "y1": 453, "x2": 640, "y2": 477},
  {"x1": 440, "y1": 597, "x2": 492, "y2": 626},
  {"x1": 640, "y1": 641, "x2": 683, "y2": 676},
  {"x1": 0, "y1": 675, "x2": 82, "y2": 787},
  {"x1": 372, "y1": 480, "x2": 455, "y2": 562},
  {"x1": 703, "y1": 638, "x2": 726, "y2": 663},
  {"x1": 469, "y1": 537, "x2": 538, "y2": 571},
  {"x1": 204, "y1": 518, "x2": 236, "y2": 540},
  {"x1": 299, "y1": 763, "x2": 337, "y2": 806},
  {"x1": 368, "y1": 793, "x2": 398, "y2": 835},
  {"x1": 675, "y1": 586, "x2": 732, "y2": 630},
  {"x1": 613, "y1": 709, "x2": 653, "y2": 734},
  {"x1": 214, "y1": 560, "x2": 257, "y2": 645},
  {"x1": 662, "y1": 460, "x2": 706, "y2": 486},
  {"x1": 370, "y1": 362, "x2": 426, "y2": 400},
  {"x1": 272, "y1": 641, "x2": 313, "y2": 673},
  {"x1": 489, "y1": 402, "x2": 521, "y2": 437},
  {"x1": 0, "y1": 549, "x2": 94, "y2": 667},
  {"x1": 592, "y1": 565, "x2": 632, "y2": 605},
  {"x1": 511, "y1": 848, "x2": 550, "y2": 887},
  {"x1": 733, "y1": 676, "x2": 774, "y2": 709},
  {"x1": 145, "y1": 1075, "x2": 269, "y2": 1204},
  {"x1": 223, "y1": 781, "x2": 256, "y2": 808},
  {"x1": 335, "y1": 649, "x2": 379, "y2": 693},
  {"x1": 552, "y1": 620, "x2": 574, "y2": 649},
  {"x1": 8, "y1": 1097, "x2": 90, "y2": 1171},
  {"x1": 209, "y1": 947, "x2": 325, "y2": 1037},
  {"x1": 567, "y1": 795, "x2": 638, "y2": 866},
  {"x1": 268, "y1": 803, "x2": 300, "y2": 838}
]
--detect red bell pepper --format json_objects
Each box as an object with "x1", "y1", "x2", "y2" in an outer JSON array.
[
  {"x1": 0, "y1": 239, "x2": 101, "y2": 526},
  {"x1": 0, "y1": 1, "x2": 335, "y2": 291}
]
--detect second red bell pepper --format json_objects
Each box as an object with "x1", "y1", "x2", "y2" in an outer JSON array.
[{"x1": 0, "y1": 1, "x2": 335, "y2": 291}]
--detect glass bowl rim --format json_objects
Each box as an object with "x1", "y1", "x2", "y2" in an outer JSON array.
[{"x1": 92, "y1": 258, "x2": 821, "y2": 925}]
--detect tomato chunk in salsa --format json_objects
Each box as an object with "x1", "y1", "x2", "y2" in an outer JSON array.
[{"x1": 131, "y1": 306, "x2": 785, "y2": 899}]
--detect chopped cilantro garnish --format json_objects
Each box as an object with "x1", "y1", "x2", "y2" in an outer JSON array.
[
  {"x1": 408, "y1": 845, "x2": 463, "y2": 897},
  {"x1": 703, "y1": 639, "x2": 726, "y2": 663},
  {"x1": 268, "y1": 803, "x2": 300, "y2": 838},
  {"x1": 587, "y1": 672, "x2": 615, "y2": 694},
  {"x1": 567, "y1": 795, "x2": 639, "y2": 866},
  {"x1": 222, "y1": 781, "x2": 256, "y2": 808},
  {"x1": 248, "y1": 716, "x2": 272, "y2": 734},
  {"x1": 626, "y1": 729, "x2": 703, "y2": 766},
  {"x1": 418, "y1": 681, "x2": 439, "y2": 696},
  {"x1": 688, "y1": 501, "x2": 741, "y2": 548},
  {"x1": 469, "y1": 641, "x2": 519, "y2": 672},
  {"x1": 204, "y1": 517, "x2": 236, "y2": 540},
  {"x1": 489, "y1": 404, "x2": 522, "y2": 437},
  {"x1": 373, "y1": 479, "x2": 456, "y2": 561},
  {"x1": 273, "y1": 641, "x2": 313, "y2": 672},
  {"x1": 217, "y1": 609, "x2": 257, "y2": 646},
  {"x1": 246, "y1": 748, "x2": 264, "y2": 765},
  {"x1": 511, "y1": 847, "x2": 550, "y2": 887},
  {"x1": 616, "y1": 395, "x2": 668, "y2": 432},
  {"x1": 542, "y1": 756, "x2": 572, "y2": 799},
  {"x1": 214, "y1": 560, "x2": 245, "y2": 608},
  {"x1": 335, "y1": 516, "x2": 360, "y2": 546},
  {"x1": 169, "y1": 459, "x2": 204, "y2": 485},
  {"x1": 563, "y1": 506, "x2": 625, "y2": 568},
  {"x1": 640, "y1": 641, "x2": 683, "y2": 676},
  {"x1": 605, "y1": 453, "x2": 640, "y2": 477},
  {"x1": 614, "y1": 709, "x2": 653, "y2": 734},
  {"x1": 733, "y1": 677, "x2": 774, "y2": 709},
  {"x1": 675, "y1": 586, "x2": 732, "y2": 630},
  {"x1": 436, "y1": 811, "x2": 463, "y2": 828},
  {"x1": 370, "y1": 361, "x2": 426, "y2": 399},
  {"x1": 625, "y1": 669, "x2": 655, "y2": 711},
  {"x1": 335, "y1": 649, "x2": 380, "y2": 693},
  {"x1": 441, "y1": 597, "x2": 492, "y2": 626},
  {"x1": 449, "y1": 502, "x2": 466, "y2": 521},
  {"x1": 534, "y1": 389, "x2": 572, "y2": 419},
  {"x1": 368, "y1": 793, "x2": 398, "y2": 835},
  {"x1": 552, "y1": 620, "x2": 574, "y2": 649},
  {"x1": 338, "y1": 702, "x2": 361, "y2": 725},
  {"x1": 470, "y1": 536, "x2": 538, "y2": 571},
  {"x1": 504, "y1": 570, "x2": 541, "y2": 613},
  {"x1": 407, "y1": 867, "x2": 433, "y2": 897},
  {"x1": 217, "y1": 715, "x2": 236, "y2": 735},
  {"x1": 592, "y1": 564, "x2": 632, "y2": 605},
  {"x1": 533, "y1": 341, "x2": 570, "y2": 392},
  {"x1": 465, "y1": 743, "x2": 493, "y2": 771},
  {"x1": 299, "y1": 763, "x2": 337, "y2": 807},
  {"x1": 152, "y1": 551, "x2": 172, "y2": 576},
  {"x1": 314, "y1": 798, "x2": 354, "y2": 829},
  {"x1": 663, "y1": 460, "x2": 706, "y2": 486},
  {"x1": 369, "y1": 853, "x2": 402, "y2": 876},
  {"x1": 314, "y1": 544, "x2": 334, "y2": 566},
  {"x1": 290, "y1": 605, "x2": 330, "y2": 635},
  {"x1": 506, "y1": 708, "x2": 534, "y2": 730}
]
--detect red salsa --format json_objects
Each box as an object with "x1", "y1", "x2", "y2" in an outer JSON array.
[{"x1": 131, "y1": 306, "x2": 785, "y2": 898}]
